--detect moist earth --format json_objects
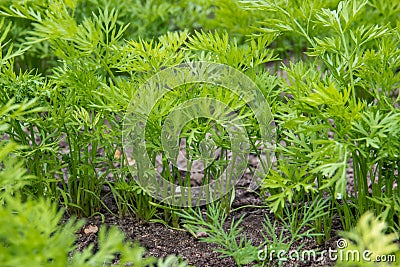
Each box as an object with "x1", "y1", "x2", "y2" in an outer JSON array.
[{"x1": 67, "y1": 185, "x2": 341, "y2": 267}]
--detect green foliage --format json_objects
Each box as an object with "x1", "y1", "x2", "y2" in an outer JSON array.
[
  {"x1": 247, "y1": 0, "x2": 400, "y2": 235},
  {"x1": 0, "y1": 195, "x2": 81, "y2": 266},
  {"x1": 0, "y1": 0, "x2": 399, "y2": 265},
  {"x1": 178, "y1": 202, "x2": 260, "y2": 266},
  {"x1": 178, "y1": 198, "x2": 330, "y2": 266},
  {"x1": 110, "y1": 179, "x2": 158, "y2": 221},
  {"x1": 261, "y1": 197, "x2": 330, "y2": 265},
  {"x1": 0, "y1": 194, "x2": 190, "y2": 267},
  {"x1": 0, "y1": 98, "x2": 42, "y2": 200},
  {"x1": 0, "y1": 0, "x2": 279, "y2": 220},
  {"x1": 0, "y1": 107, "x2": 186, "y2": 267},
  {"x1": 336, "y1": 211, "x2": 399, "y2": 266}
]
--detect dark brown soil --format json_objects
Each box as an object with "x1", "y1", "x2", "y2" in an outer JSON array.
[{"x1": 68, "y1": 185, "x2": 341, "y2": 267}]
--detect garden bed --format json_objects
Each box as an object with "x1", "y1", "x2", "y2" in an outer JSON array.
[
  {"x1": 71, "y1": 188, "x2": 341, "y2": 267},
  {"x1": 1, "y1": 1, "x2": 399, "y2": 266}
]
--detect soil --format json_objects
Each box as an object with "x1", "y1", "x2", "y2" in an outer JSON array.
[{"x1": 67, "y1": 179, "x2": 342, "y2": 267}]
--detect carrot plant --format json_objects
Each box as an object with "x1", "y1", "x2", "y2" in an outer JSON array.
[
  {"x1": 0, "y1": 0, "x2": 277, "y2": 221},
  {"x1": 1, "y1": 1, "x2": 399, "y2": 265},
  {"x1": 241, "y1": 0, "x2": 400, "y2": 236},
  {"x1": 337, "y1": 212, "x2": 399, "y2": 266},
  {"x1": 0, "y1": 98, "x2": 42, "y2": 201}
]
